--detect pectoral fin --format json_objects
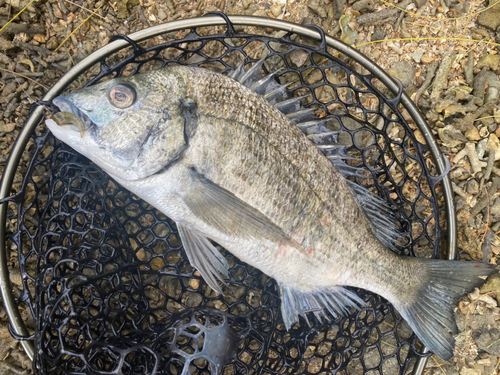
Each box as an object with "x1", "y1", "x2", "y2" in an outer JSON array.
[
  {"x1": 177, "y1": 222, "x2": 229, "y2": 295},
  {"x1": 180, "y1": 169, "x2": 308, "y2": 256}
]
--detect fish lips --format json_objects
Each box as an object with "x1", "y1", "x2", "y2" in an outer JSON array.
[{"x1": 53, "y1": 96, "x2": 94, "y2": 133}]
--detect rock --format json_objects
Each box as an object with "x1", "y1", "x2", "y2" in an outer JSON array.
[
  {"x1": 486, "y1": 134, "x2": 500, "y2": 160},
  {"x1": 352, "y1": 0, "x2": 375, "y2": 12},
  {"x1": 252, "y1": 9, "x2": 268, "y2": 17},
  {"x1": 485, "y1": 87, "x2": 500, "y2": 103},
  {"x1": 270, "y1": 3, "x2": 284, "y2": 17},
  {"x1": 289, "y1": 49, "x2": 309, "y2": 68},
  {"x1": 474, "y1": 328, "x2": 500, "y2": 356},
  {"x1": 372, "y1": 28, "x2": 385, "y2": 41},
  {"x1": 477, "y1": 0, "x2": 500, "y2": 31},
  {"x1": 117, "y1": 0, "x2": 130, "y2": 19},
  {"x1": 480, "y1": 273, "x2": 500, "y2": 304},
  {"x1": 490, "y1": 197, "x2": 500, "y2": 221},
  {"x1": 46, "y1": 36, "x2": 59, "y2": 50},
  {"x1": 72, "y1": 49, "x2": 88, "y2": 64},
  {"x1": 438, "y1": 125, "x2": 468, "y2": 148},
  {"x1": 157, "y1": 8, "x2": 168, "y2": 21},
  {"x1": 0, "y1": 36, "x2": 15, "y2": 51},
  {"x1": 0, "y1": 123, "x2": 15, "y2": 133},
  {"x1": 242, "y1": 0, "x2": 252, "y2": 9},
  {"x1": 460, "y1": 367, "x2": 481, "y2": 375},
  {"x1": 1, "y1": 82, "x2": 17, "y2": 97},
  {"x1": 415, "y1": 0, "x2": 427, "y2": 8},
  {"x1": 466, "y1": 179, "x2": 479, "y2": 195},
  {"x1": 412, "y1": 50, "x2": 424, "y2": 63},
  {"x1": 308, "y1": 0, "x2": 328, "y2": 18},
  {"x1": 388, "y1": 61, "x2": 416, "y2": 87},
  {"x1": 476, "y1": 54, "x2": 500, "y2": 71},
  {"x1": 339, "y1": 14, "x2": 358, "y2": 45},
  {"x1": 465, "y1": 127, "x2": 482, "y2": 141}
]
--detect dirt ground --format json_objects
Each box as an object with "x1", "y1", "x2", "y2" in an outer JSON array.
[{"x1": 0, "y1": 0, "x2": 499, "y2": 374}]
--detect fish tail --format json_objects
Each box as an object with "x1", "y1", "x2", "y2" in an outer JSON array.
[{"x1": 398, "y1": 259, "x2": 496, "y2": 361}]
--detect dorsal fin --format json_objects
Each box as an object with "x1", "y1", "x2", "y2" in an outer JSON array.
[{"x1": 228, "y1": 59, "x2": 404, "y2": 250}]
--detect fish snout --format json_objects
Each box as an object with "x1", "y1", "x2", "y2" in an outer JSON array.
[{"x1": 51, "y1": 97, "x2": 93, "y2": 137}]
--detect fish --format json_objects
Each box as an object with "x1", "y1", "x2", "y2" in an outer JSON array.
[{"x1": 45, "y1": 62, "x2": 497, "y2": 362}]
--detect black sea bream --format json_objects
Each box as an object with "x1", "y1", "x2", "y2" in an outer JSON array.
[{"x1": 45, "y1": 63, "x2": 497, "y2": 361}]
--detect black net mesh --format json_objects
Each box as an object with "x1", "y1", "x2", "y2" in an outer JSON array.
[{"x1": 7, "y1": 16, "x2": 448, "y2": 375}]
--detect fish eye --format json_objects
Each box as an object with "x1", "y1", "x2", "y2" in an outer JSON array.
[{"x1": 108, "y1": 84, "x2": 136, "y2": 109}]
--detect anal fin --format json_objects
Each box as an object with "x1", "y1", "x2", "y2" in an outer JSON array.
[
  {"x1": 177, "y1": 222, "x2": 229, "y2": 295},
  {"x1": 279, "y1": 284, "x2": 365, "y2": 330}
]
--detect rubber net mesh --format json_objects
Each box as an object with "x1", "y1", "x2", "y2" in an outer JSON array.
[{"x1": 7, "y1": 17, "x2": 447, "y2": 375}]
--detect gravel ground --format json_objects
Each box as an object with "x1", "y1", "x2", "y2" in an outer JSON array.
[{"x1": 0, "y1": 0, "x2": 499, "y2": 374}]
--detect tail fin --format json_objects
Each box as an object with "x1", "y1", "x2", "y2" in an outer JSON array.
[{"x1": 398, "y1": 259, "x2": 497, "y2": 361}]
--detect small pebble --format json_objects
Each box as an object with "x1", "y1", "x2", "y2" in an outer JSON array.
[
  {"x1": 0, "y1": 123, "x2": 15, "y2": 133},
  {"x1": 465, "y1": 127, "x2": 482, "y2": 141},
  {"x1": 46, "y1": 36, "x2": 59, "y2": 50},
  {"x1": 476, "y1": 54, "x2": 500, "y2": 71},
  {"x1": 157, "y1": 8, "x2": 168, "y2": 21},
  {"x1": 466, "y1": 179, "x2": 479, "y2": 195},
  {"x1": 411, "y1": 50, "x2": 424, "y2": 64},
  {"x1": 270, "y1": 3, "x2": 284, "y2": 17}
]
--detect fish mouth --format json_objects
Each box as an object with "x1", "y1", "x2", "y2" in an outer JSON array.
[{"x1": 52, "y1": 96, "x2": 94, "y2": 136}]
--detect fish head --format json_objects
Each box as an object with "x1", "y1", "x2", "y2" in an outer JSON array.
[{"x1": 46, "y1": 70, "x2": 191, "y2": 180}]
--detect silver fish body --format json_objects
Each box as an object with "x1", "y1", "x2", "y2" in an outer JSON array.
[{"x1": 46, "y1": 65, "x2": 496, "y2": 361}]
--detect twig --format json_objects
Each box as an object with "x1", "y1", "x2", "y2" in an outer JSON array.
[
  {"x1": 465, "y1": 52, "x2": 474, "y2": 86},
  {"x1": 471, "y1": 178, "x2": 500, "y2": 216},
  {"x1": 354, "y1": 37, "x2": 500, "y2": 50},
  {"x1": 479, "y1": 149, "x2": 496, "y2": 194},
  {"x1": 0, "y1": 0, "x2": 36, "y2": 34},
  {"x1": 0, "y1": 68, "x2": 48, "y2": 90},
  {"x1": 481, "y1": 187, "x2": 490, "y2": 243},
  {"x1": 453, "y1": 143, "x2": 487, "y2": 175},
  {"x1": 0, "y1": 19, "x2": 45, "y2": 35},
  {"x1": 452, "y1": 182, "x2": 468, "y2": 199},
  {"x1": 63, "y1": 0, "x2": 109, "y2": 21},
  {"x1": 45, "y1": 2, "x2": 58, "y2": 24},
  {"x1": 430, "y1": 52, "x2": 458, "y2": 102},
  {"x1": 13, "y1": 40, "x2": 51, "y2": 56},
  {"x1": 431, "y1": 355, "x2": 448, "y2": 375},
  {"x1": 455, "y1": 99, "x2": 500, "y2": 131},
  {"x1": 55, "y1": 5, "x2": 103, "y2": 52},
  {"x1": 136, "y1": 5, "x2": 150, "y2": 27},
  {"x1": 415, "y1": 61, "x2": 438, "y2": 105},
  {"x1": 379, "y1": 0, "x2": 500, "y2": 22}
]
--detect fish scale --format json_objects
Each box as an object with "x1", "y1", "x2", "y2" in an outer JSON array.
[{"x1": 45, "y1": 64, "x2": 497, "y2": 362}]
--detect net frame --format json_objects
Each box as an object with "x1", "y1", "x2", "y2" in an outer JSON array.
[{"x1": 0, "y1": 14, "x2": 456, "y2": 375}]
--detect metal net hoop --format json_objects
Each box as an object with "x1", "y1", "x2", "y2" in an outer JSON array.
[{"x1": 0, "y1": 14, "x2": 455, "y2": 375}]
